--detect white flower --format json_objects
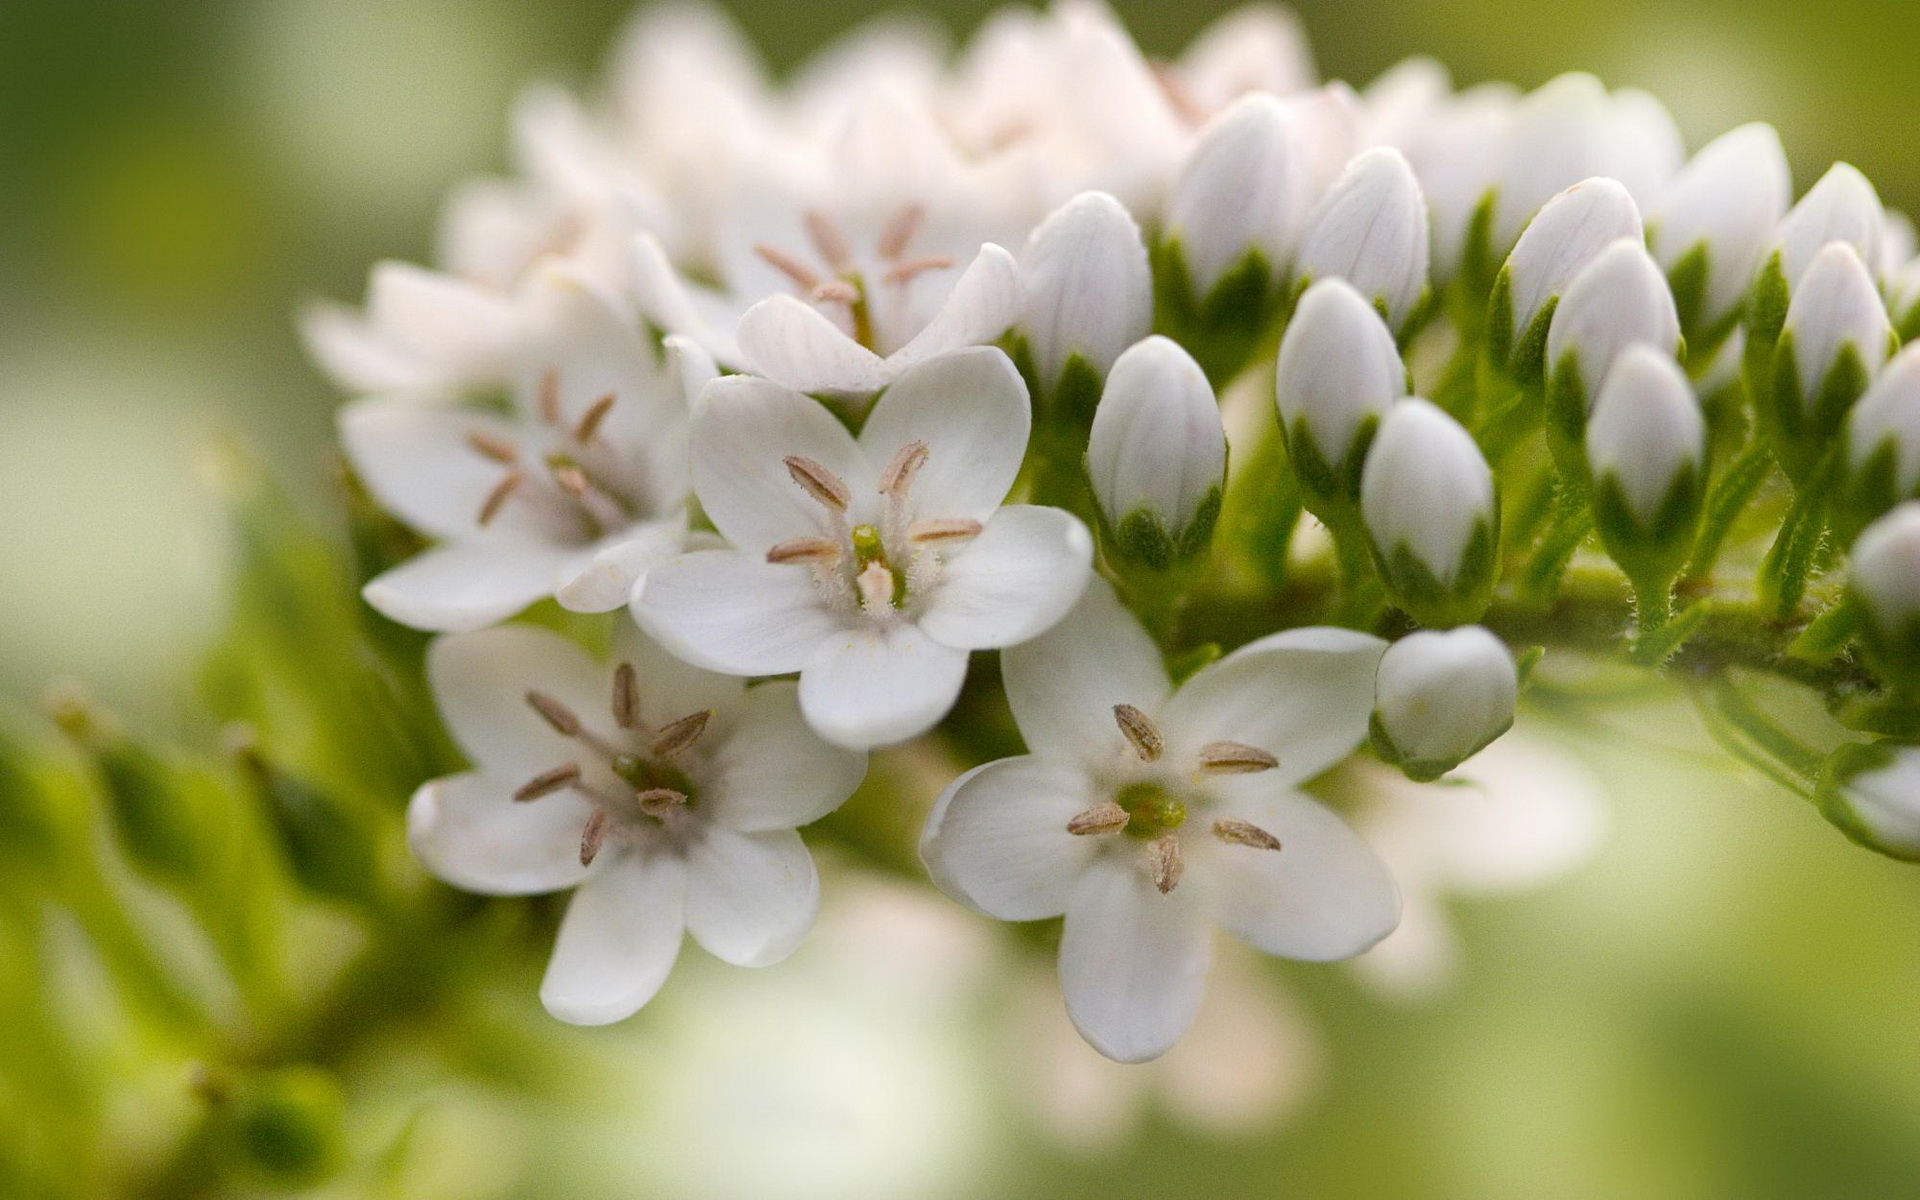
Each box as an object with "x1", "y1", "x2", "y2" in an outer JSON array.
[
  {"x1": 1780, "y1": 242, "x2": 1892, "y2": 406},
  {"x1": 920, "y1": 580, "x2": 1399, "y2": 1063},
  {"x1": 1169, "y1": 4, "x2": 1316, "y2": 119},
  {"x1": 1647, "y1": 122, "x2": 1791, "y2": 332},
  {"x1": 1545, "y1": 237, "x2": 1682, "y2": 404},
  {"x1": 1357, "y1": 56, "x2": 1452, "y2": 150},
  {"x1": 1587, "y1": 344, "x2": 1705, "y2": 527},
  {"x1": 406, "y1": 622, "x2": 867, "y2": 1025},
  {"x1": 632, "y1": 347, "x2": 1093, "y2": 749},
  {"x1": 1018, "y1": 191, "x2": 1153, "y2": 387},
  {"x1": 1494, "y1": 177, "x2": 1643, "y2": 370},
  {"x1": 1360, "y1": 398, "x2": 1498, "y2": 623},
  {"x1": 1822, "y1": 744, "x2": 1920, "y2": 860},
  {"x1": 1292, "y1": 146, "x2": 1431, "y2": 331},
  {"x1": 1371, "y1": 626, "x2": 1518, "y2": 781},
  {"x1": 1164, "y1": 93, "x2": 1306, "y2": 297},
  {"x1": 301, "y1": 261, "x2": 524, "y2": 397},
  {"x1": 1769, "y1": 162, "x2": 1884, "y2": 293},
  {"x1": 341, "y1": 267, "x2": 711, "y2": 631},
  {"x1": 1274, "y1": 278, "x2": 1407, "y2": 500},
  {"x1": 1846, "y1": 344, "x2": 1920, "y2": 498},
  {"x1": 1087, "y1": 336, "x2": 1226, "y2": 563},
  {"x1": 1850, "y1": 502, "x2": 1920, "y2": 649}
]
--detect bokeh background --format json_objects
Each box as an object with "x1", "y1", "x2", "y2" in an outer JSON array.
[{"x1": 4, "y1": 1, "x2": 1920, "y2": 1197}]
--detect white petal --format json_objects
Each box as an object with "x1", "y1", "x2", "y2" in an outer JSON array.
[
  {"x1": 797, "y1": 622, "x2": 971, "y2": 749},
  {"x1": 683, "y1": 826, "x2": 820, "y2": 967},
  {"x1": 300, "y1": 301, "x2": 431, "y2": 395},
  {"x1": 608, "y1": 615, "x2": 752, "y2": 727},
  {"x1": 1001, "y1": 576, "x2": 1171, "y2": 765},
  {"x1": 364, "y1": 542, "x2": 570, "y2": 633},
  {"x1": 367, "y1": 260, "x2": 521, "y2": 378},
  {"x1": 338, "y1": 397, "x2": 520, "y2": 539},
  {"x1": 918, "y1": 506, "x2": 1094, "y2": 651},
  {"x1": 736, "y1": 293, "x2": 889, "y2": 397},
  {"x1": 856, "y1": 347, "x2": 1031, "y2": 524},
  {"x1": 1059, "y1": 854, "x2": 1213, "y2": 1063},
  {"x1": 427, "y1": 624, "x2": 611, "y2": 776},
  {"x1": 1162, "y1": 626, "x2": 1387, "y2": 787},
  {"x1": 631, "y1": 550, "x2": 847, "y2": 676},
  {"x1": 540, "y1": 848, "x2": 687, "y2": 1025},
  {"x1": 1274, "y1": 278, "x2": 1407, "y2": 466},
  {"x1": 690, "y1": 374, "x2": 868, "y2": 552},
  {"x1": 703, "y1": 681, "x2": 869, "y2": 832},
  {"x1": 919, "y1": 755, "x2": 1099, "y2": 920},
  {"x1": 406, "y1": 772, "x2": 593, "y2": 896},
  {"x1": 1206, "y1": 783, "x2": 1401, "y2": 960},
  {"x1": 553, "y1": 519, "x2": 687, "y2": 613},
  {"x1": 630, "y1": 232, "x2": 746, "y2": 366},
  {"x1": 890, "y1": 243, "x2": 1023, "y2": 366},
  {"x1": 1545, "y1": 237, "x2": 1681, "y2": 400},
  {"x1": 1294, "y1": 146, "x2": 1430, "y2": 329}
]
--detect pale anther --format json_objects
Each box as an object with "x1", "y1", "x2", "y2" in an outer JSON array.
[
  {"x1": 812, "y1": 279, "x2": 860, "y2": 304},
  {"x1": 636, "y1": 787, "x2": 688, "y2": 818},
  {"x1": 514, "y1": 762, "x2": 580, "y2": 803},
  {"x1": 877, "y1": 203, "x2": 925, "y2": 260},
  {"x1": 466, "y1": 428, "x2": 520, "y2": 464},
  {"x1": 537, "y1": 369, "x2": 562, "y2": 425},
  {"x1": 1067, "y1": 801, "x2": 1130, "y2": 836},
  {"x1": 767, "y1": 536, "x2": 842, "y2": 565},
  {"x1": 1112, "y1": 704, "x2": 1163, "y2": 762},
  {"x1": 784, "y1": 455, "x2": 852, "y2": 511},
  {"x1": 754, "y1": 243, "x2": 821, "y2": 291},
  {"x1": 526, "y1": 689, "x2": 582, "y2": 738},
  {"x1": 879, "y1": 440, "x2": 930, "y2": 499},
  {"x1": 573, "y1": 392, "x2": 616, "y2": 443},
  {"x1": 883, "y1": 255, "x2": 956, "y2": 286},
  {"x1": 551, "y1": 462, "x2": 591, "y2": 501},
  {"x1": 650, "y1": 710, "x2": 712, "y2": 758},
  {"x1": 1212, "y1": 817, "x2": 1283, "y2": 852},
  {"x1": 804, "y1": 210, "x2": 854, "y2": 270},
  {"x1": 611, "y1": 662, "x2": 640, "y2": 730},
  {"x1": 579, "y1": 809, "x2": 610, "y2": 866},
  {"x1": 1150, "y1": 834, "x2": 1185, "y2": 894},
  {"x1": 1198, "y1": 741, "x2": 1280, "y2": 774},
  {"x1": 478, "y1": 470, "x2": 525, "y2": 526},
  {"x1": 908, "y1": 518, "x2": 983, "y2": 545}
]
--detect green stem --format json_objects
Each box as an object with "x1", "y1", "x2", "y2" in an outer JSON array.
[{"x1": 1685, "y1": 438, "x2": 1772, "y2": 584}]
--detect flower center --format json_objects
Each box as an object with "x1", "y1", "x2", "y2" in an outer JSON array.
[
  {"x1": 752, "y1": 205, "x2": 956, "y2": 353},
  {"x1": 465, "y1": 369, "x2": 644, "y2": 542}
]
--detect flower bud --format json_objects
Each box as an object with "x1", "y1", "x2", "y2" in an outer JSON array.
[
  {"x1": 1818, "y1": 742, "x2": 1920, "y2": 861},
  {"x1": 1293, "y1": 147, "x2": 1431, "y2": 332},
  {"x1": 1275, "y1": 278, "x2": 1408, "y2": 512},
  {"x1": 1840, "y1": 344, "x2": 1920, "y2": 538},
  {"x1": 1546, "y1": 237, "x2": 1682, "y2": 413},
  {"x1": 1769, "y1": 242, "x2": 1893, "y2": 483},
  {"x1": 1648, "y1": 122, "x2": 1791, "y2": 339},
  {"x1": 1019, "y1": 191, "x2": 1153, "y2": 395},
  {"x1": 1849, "y1": 501, "x2": 1920, "y2": 682},
  {"x1": 1586, "y1": 344, "x2": 1705, "y2": 592},
  {"x1": 1370, "y1": 626, "x2": 1518, "y2": 781},
  {"x1": 1749, "y1": 163, "x2": 1885, "y2": 348},
  {"x1": 1164, "y1": 93, "x2": 1305, "y2": 298},
  {"x1": 1360, "y1": 398, "x2": 1498, "y2": 627},
  {"x1": 1405, "y1": 82, "x2": 1514, "y2": 284},
  {"x1": 1488, "y1": 177, "x2": 1643, "y2": 384},
  {"x1": 1088, "y1": 336, "x2": 1227, "y2": 569},
  {"x1": 1489, "y1": 73, "x2": 1614, "y2": 252}
]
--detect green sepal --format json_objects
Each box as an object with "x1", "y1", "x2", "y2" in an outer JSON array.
[
  {"x1": 1831, "y1": 432, "x2": 1906, "y2": 546},
  {"x1": 1167, "y1": 642, "x2": 1223, "y2": 685},
  {"x1": 1544, "y1": 349, "x2": 1593, "y2": 484},
  {"x1": 1281, "y1": 411, "x2": 1379, "y2": 519},
  {"x1": 1744, "y1": 250, "x2": 1790, "y2": 355},
  {"x1": 1373, "y1": 513, "x2": 1500, "y2": 629},
  {"x1": 213, "y1": 1065, "x2": 348, "y2": 1189},
  {"x1": 1591, "y1": 461, "x2": 1705, "y2": 606},
  {"x1": 1368, "y1": 708, "x2": 1514, "y2": 783},
  {"x1": 1506, "y1": 292, "x2": 1559, "y2": 390},
  {"x1": 1814, "y1": 740, "x2": 1920, "y2": 862},
  {"x1": 1767, "y1": 332, "x2": 1873, "y2": 485},
  {"x1": 1114, "y1": 509, "x2": 1177, "y2": 571},
  {"x1": 1855, "y1": 584, "x2": 1920, "y2": 693},
  {"x1": 1629, "y1": 598, "x2": 1710, "y2": 667},
  {"x1": 1515, "y1": 645, "x2": 1546, "y2": 686},
  {"x1": 236, "y1": 746, "x2": 385, "y2": 911},
  {"x1": 1457, "y1": 188, "x2": 1501, "y2": 297},
  {"x1": 1150, "y1": 236, "x2": 1277, "y2": 387},
  {"x1": 1660, "y1": 240, "x2": 1746, "y2": 362}
]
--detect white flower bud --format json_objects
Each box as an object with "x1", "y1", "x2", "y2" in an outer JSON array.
[
  {"x1": 1275, "y1": 278, "x2": 1407, "y2": 505},
  {"x1": 1019, "y1": 191, "x2": 1153, "y2": 388},
  {"x1": 1648, "y1": 123, "x2": 1792, "y2": 333},
  {"x1": 1780, "y1": 241, "x2": 1892, "y2": 411},
  {"x1": 1361, "y1": 398, "x2": 1498, "y2": 626},
  {"x1": 1546, "y1": 237, "x2": 1681, "y2": 406},
  {"x1": 1371, "y1": 627, "x2": 1518, "y2": 781},
  {"x1": 1088, "y1": 336, "x2": 1226, "y2": 567},
  {"x1": 1604, "y1": 88, "x2": 1684, "y2": 210},
  {"x1": 1850, "y1": 502, "x2": 1920, "y2": 678},
  {"x1": 1821, "y1": 743, "x2": 1920, "y2": 861},
  {"x1": 1293, "y1": 147, "x2": 1431, "y2": 331},
  {"x1": 1587, "y1": 345, "x2": 1704, "y2": 526},
  {"x1": 1165, "y1": 93, "x2": 1306, "y2": 296},
  {"x1": 1404, "y1": 83, "x2": 1515, "y2": 281},
  {"x1": 1770, "y1": 163, "x2": 1884, "y2": 293},
  {"x1": 1490, "y1": 73, "x2": 1615, "y2": 251},
  {"x1": 1844, "y1": 345, "x2": 1920, "y2": 528},
  {"x1": 1492, "y1": 178, "x2": 1643, "y2": 378},
  {"x1": 1883, "y1": 210, "x2": 1917, "y2": 278}
]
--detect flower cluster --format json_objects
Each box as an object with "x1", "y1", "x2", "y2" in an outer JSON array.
[{"x1": 310, "y1": 1, "x2": 1920, "y2": 1059}]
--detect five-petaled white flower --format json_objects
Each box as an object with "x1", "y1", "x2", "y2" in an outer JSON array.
[
  {"x1": 341, "y1": 265, "x2": 713, "y2": 632},
  {"x1": 920, "y1": 580, "x2": 1401, "y2": 1063},
  {"x1": 633, "y1": 346, "x2": 1094, "y2": 750},
  {"x1": 407, "y1": 622, "x2": 867, "y2": 1025}
]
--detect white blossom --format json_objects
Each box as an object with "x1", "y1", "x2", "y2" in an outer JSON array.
[
  {"x1": 1170, "y1": 3, "x2": 1316, "y2": 118},
  {"x1": 1371, "y1": 627, "x2": 1518, "y2": 780},
  {"x1": 1293, "y1": 146, "x2": 1431, "y2": 331},
  {"x1": 1647, "y1": 123, "x2": 1792, "y2": 330},
  {"x1": 1847, "y1": 344, "x2": 1920, "y2": 495},
  {"x1": 302, "y1": 261, "x2": 524, "y2": 397},
  {"x1": 1824, "y1": 745, "x2": 1920, "y2": 860},
  {"x1": 921, "y1": 580, "x2": 1398, "y2": 1062},
  {"x1": 1403, "y1": 82, "x2": 1515, "y2": 281},
  {"x1": 1546, "y1": 237, "x2": 1682, "y2": 404},
  {"x1": 1586, "y1": 344, "x2": 1704, "y2": 526},
  {"x1": 1489, "y1": 73, "x2": 1674, "y2": 253},
  {"x1": 1087, "y1": 337, "x2": 1226, "y2": 557},
  {"x1": 406, "y1": 622, "x2": 867, "y2": 1024},
  {"x1": 1019, "y1": 191, "x2": 1153, "y2": 386},
  {"x1": 1360, "y1": 398, "x2": 1497, "y2": 593},
  {"x1": 1495, "y1": 178, "x2": 1643, "y2": 366},
  {"x1": 1850, "y1": 502, "x2": 1920, "y2": 642}
]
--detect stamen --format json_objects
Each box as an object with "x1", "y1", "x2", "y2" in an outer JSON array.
[
  {"x1": 812, "y1": 279, "x2": 860, "y2": 304},
  {"x1": 883, "y1": 255, "x2": 956, "y2": 286},
  {"x1": 611, "y1": 663, "x2": 640, "y2": 730},
  {"x1": 755, "y1": 243, "x2": 822, "y2": 291},
  {"x1": 1067, "y1": 801, "x2": 1130, "y2": 836},
  {"x1": 526, "y1": 690, "x2": 582, "y2": 738},
  {"x1": 573, "y1": 392, "x2": 617, "y2": 443},
  {"x1": 1149, "y1": 835, "x2": 1184, "y2": 894},
  {"x1": 767, "y1": 536, "x2": 842, "y2": 565},
  {"x1": 1212, "y1": 818, "x2": 1283, "y2": 852},
  {"x1": 804, "y1": 210, "x2": 855, "y2": 270},
  {"x1": 467, "y1": 428, "x2": 520, "y2": 464},
  {"x1": 878, "y1": 440, "x2": 930, "y2": 500},
  {"x1": 1112, "y1": 704, "x2": 1164, "y2": 763},
  {"x1": 856, "y1": 560, "x2": 897, "y2": 613},
  {"x1": 637, "y1": 787, "x2": 688, "y2": 818},
  {"x1": 514, "y1": 762, "x2": 581, "y2": 802},
  {"x1": 877, "y1": 203, "x2": 925, "y2": 260},
  {"x1": 579, "y1": 809, "x2": 610, "y2": 866},
  {"x1": 477, "y1": 470, "x2": 525, "y2": 526},
  {"x1": 551, "y1": 461, "x2": 592, "y2": 501},
  {"x1": 784, "y1": 455, "x2": 852, "y2": 511},
  {"x1": 537, "y1": 369, "x2": 562, "y2": 426},
  {"x1": 650, "y1": 710, "x2": 712, "y2": 758},
  {"x1": 908, "y1": 517, "x2": 982, "y2": 546},
  {"x1": 1198, "y1": 742, "x2": 1280, "y2": 774}
]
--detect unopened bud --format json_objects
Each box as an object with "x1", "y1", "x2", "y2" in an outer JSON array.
[
  {"x1": 1489, "y1": 177, "x2": 1643, "y2": 383},
  {"x1": 1818, "y1": 741, "x2": 1920, "y2": 861},
  {"x1": 1770, "y1": 242, "x2": 1893, "y2": 483},
  {"x1": 1165, "y1": 93, "x2": 1305, "y2": 298},
  {"x1": 1088, "y1": 336, "x2": 1226, "y2": 569},
  {"x1": 1360, "y1": 399, "x2": 1498, "y2": 627},
  {"x1": 1840, "y1": 344, "x2": 1920, "y2": 539},
  {"x1": 1849, "y1": 502, "x2": 1920, "y2": 683},
  {"x1": 1019, "y1": 191, "x2": 1153, "y2": 392},
  {"x1": 1275, "y1": 278, "x2": 1408, "y2": 514},
  {"x1": 1648, "y1": 122, "x2": 1791, "y2": 339},
  {"x1": 1370, "y1": 626, "x2": 1517, "y2": 781},
  {"x1": 1293, "y1": 147, "x2": 1431, "y2": 332},
  {"x1": 1545, "y1": 238, "x2": 1682, "y2": 466},
  {"x1": 1586, "y1": 345, "x2": 1706, "y2": 594}
]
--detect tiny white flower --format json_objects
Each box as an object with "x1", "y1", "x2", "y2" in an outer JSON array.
[
  {"x1": 1493, "y1": 178, "x2": 1643, "y2": 372},
  {"x1": 1849, "y1": 501, "x2": 1920, "y2": 662},
  {"x1": 632, "y1": 347, "x2": 1093, "y2": 750},
  {"x1": 1846, "y1": 344, "x2": 1920, "y2": 500},
  {"x1": 1360, "y1": 399, "x2": 1498, "y2": 624},
  {"x1": 1780, "y1": 241, "x2": 1892, "y2": 407},
  {"x1": 1274, "y1": 278, "x2": 1407, "y2": 500},
  {"x1": 342, "y1": 266, "x2": 710, "y2": 632},
  {"x1": 1371, "y1": 627, "x2": 1518, "y2": 781},
  {"x1": 1087, "y1": 336, "x2": 1227, "y2": 563},
  {"x1": 1821, "y1": 744, "x2": 1920, "y2": 861},
  {"x1": 406, "y1": 622, "x2": 867, "y2": 1025},
  {"x1": 1648, "y1": 122, "x2": 1792, "y2": 333},
  {"x1": 1164, "y1": 93, "x2": 1307, "y2": 297},
  {"x1": 1769, "y1": 162, "x2": 1885, "y2": 293},
  {"x1": 1587, "y1": 344, "x2": 1705, "y2": 527},
  {"x1": 921, "y1": 580, "x2": 1398, "y2": 1063},
  {"x1": 301, "y1": 261, "x2": 525, "y2": 397},
  {"x1": 1292, "y1": 146, "x2": 1431, "y2": 332},
  {"x1": 1019, "y1": 191, "x2": 1153, "y2": 388},
  {"x1": 1546, "y1": 237, "x2": 1682, "y2": 405}
]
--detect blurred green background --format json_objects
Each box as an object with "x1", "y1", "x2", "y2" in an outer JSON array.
[{"x1": 4, "y1": 2, "x2": 1920, "y2": 1197}]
